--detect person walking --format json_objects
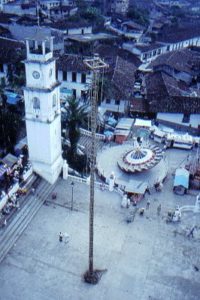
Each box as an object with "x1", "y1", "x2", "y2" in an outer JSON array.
[
  {"x1": 157, "y1": 204, "x2": 161, "y2": 216},
  {"x1": 146, "y1": 200, "x2": 150, "y2": 210},
  {"x1": 187, "y1": 226, "x2": 196, "y2": 238},
  {"x1": 59, "y1": 232, "x2": 63, "y2": 242}
]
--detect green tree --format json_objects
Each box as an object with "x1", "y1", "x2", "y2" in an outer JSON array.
[
  {"x1": 127, "y1": 7, "x2": 149, "y2": 26},
  {"x1": 65, "y1": 97, "x2": 88, "y2": 158},
  {"x1": 0, "y1": 109, "x2": 21, "y2": 153},
  {"x1": 75, "y1": 0, "x2": 87, "y2": 12},
  {"x1": 7, "y1": 61, "x2": 25, "y2": 92},
  {"x1": 0, "y1": 78, "x2": 7, "y2": 108}
]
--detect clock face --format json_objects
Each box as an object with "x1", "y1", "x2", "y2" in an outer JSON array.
[
  {"x1": 49, "y1": 68, "x2": 53, "y2": 77},
  {"x1": 32, "y1": 71, "x2": 40, "y2": 79}
]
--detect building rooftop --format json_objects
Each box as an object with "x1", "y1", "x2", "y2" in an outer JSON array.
[
  {"x1": 51, "y1": 20, "x2": 92, "y2": 30},
  {"x1": 25, "y1": 30, "x2": 52, "y2": 42},
  {"x1": 67, "y1": 33, "x2": 117, "y2": 43},
  {"x1": 149, "y1": 48, "x2": 200, "y2": 74},
  {"x1": 94, "y1": 44, "x2": 141, "y2": 70},
  {"x1": 56, "y1": 54, "x2": 89, "y2": 73},
  {"x1": 157, "y1": 23, "x2": 200, "y2": 43},
  {"x1": 0, "y1": 13, "x2": 15, "y2": 24},
  {"x1": 122, "y1": 20, "x2": 145, "y2": 31},
  {"x1": 146, "y1": 71, "x2": 191, "y2": 98},
  {"x1": 112, "y1": 55, "x2": 138, "y2": 99},
  {"x1": 157, "y1": 113, "x2": 200, "y2": 129},
  {"x1": 134, "y1": 42, "x2": 164, "y2": 53},
  {"x1": 0, "y1": 25, "x2": 11, "y2": 38}
]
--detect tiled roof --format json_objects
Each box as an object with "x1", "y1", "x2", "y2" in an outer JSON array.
[
  {"x1": 146, "y1": 71, "x2": 189, "y2": 97},
  {"x1": 51, "y1": 20, "x2": 91, "y2": 30},
  {"x1": 95, "y1": 44, "x2": 141, "y2": 68},
  {"x1": 0, "y1": 25, "x2": 11, "y2": 37},
  {"x1": 145, "y1": 71, "x2": 200, "y2": 113},
  {"x1": 0, "y1": 13, "x2": 14, "y2": 24},
  {"x1": 149, "y1": 48, "x2": 200, "y2": 74},
  {"x1": 56, "y1": 54, "x2": 88, "y2": 72},
  {"x1": 94, "y1": 44, "x2": 141, "y2": 100},
  {"x1": 122, "y1": 21, "x2": 145, "y2": 31},
  {"x1": 112, "y1": 55, "x2": 137, "y2": 99},
  {"x1": 157, "y1": 24, "x2": 200, "y2": 43}
]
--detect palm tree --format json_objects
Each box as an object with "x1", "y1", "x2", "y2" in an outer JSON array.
[{"x1": 65, "y1": 96, "x2": 88, "y2": 158}]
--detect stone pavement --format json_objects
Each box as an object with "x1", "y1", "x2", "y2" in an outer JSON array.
[{"x1": 0, "y1": 148, "x2": 200, "y2": 300}]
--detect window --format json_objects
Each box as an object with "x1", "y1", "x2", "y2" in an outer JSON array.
[
  {"x1": 81, "y1": 90, "x2": 87, "y2": 100},
  {"x1": 81, "y1": 73, "x2": 86, "y2": 84},
  {"x1": 63, "y1": 71, "x2": 67, "y2": 81},
  {"x1": 115, "y1": 100, "x2": 120, "y2": 105},
  {"x1": 81, "y1": 29, "x2": 84, "y2": 35},
  {"x1": 143, "y1": 53, "x2": 147, "y2": 60},
  {"x1": 33, "y1": 97, "x2": 40, "y2": 110},
  {"x1": 0, "y1": 64, "x2": 3, "y2": 72},
  {"x1": 72, "y1": 72, "x2": 77, "y2": 82},
  {"x1": 72, "y1": 89, "x2": 76, "y2": 98},
  {"x1": 106, "y1": 99, "x2": 111, "y2": 104}
]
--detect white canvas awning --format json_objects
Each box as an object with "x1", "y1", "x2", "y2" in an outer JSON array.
[
  {"x1": 125, "y1": 180, "x2": 148, "y2": 194},
  {"x1": 134, "y1": 118, "x2": 152, "y2": 128}
]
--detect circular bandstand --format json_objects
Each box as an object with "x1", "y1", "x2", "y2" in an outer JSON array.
[
  {"x1": 97, "y1": 141, "x2": 168, "y2": 189},
  {"x1": 117, "y1": 144, "x2": 163, "y2": 173}
]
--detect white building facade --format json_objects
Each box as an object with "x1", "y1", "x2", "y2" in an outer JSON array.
[
  {"x1": 57, "y1": 55, "x2": 92, "y2": 100},
  {"x1": 58, "y1": 69, "x2": 92, "y2": 100},
  {"x1": 124, "y1": 36, "x2": 200, "y2": 63},
  {"x1": 24, "y1": 36, "x2": 63, "y2": 184}
]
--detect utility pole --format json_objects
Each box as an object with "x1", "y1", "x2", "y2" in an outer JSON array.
[{"x1": 83, "y1": 54, "x2": 108, "y2": 284}]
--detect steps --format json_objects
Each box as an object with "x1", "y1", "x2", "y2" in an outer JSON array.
[{"x1": 0, "y1": 178, "x2": 57, "y2": 264}]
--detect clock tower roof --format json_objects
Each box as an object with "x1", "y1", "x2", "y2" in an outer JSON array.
[
  {"x1": 25, "y1": 29, "x2": 53, "y2": 43},
  {"x1": 25, "y1": 34, "x2": 54, "y2": 62}
]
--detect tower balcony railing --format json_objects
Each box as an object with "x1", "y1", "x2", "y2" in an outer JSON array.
[{"x1": 27, "y1": 49, "x2": 53, "y2": 62}]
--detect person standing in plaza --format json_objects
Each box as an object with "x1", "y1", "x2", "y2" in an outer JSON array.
[
  {"x1": 59, "y1": 232, "x2": 63, "y2": 242},
  {"x1": 146, "y1": 200, "x2": 150, "y2": 210},
  {"x1": 157, "y1": 204, "x2": 161, "y2": 216}
]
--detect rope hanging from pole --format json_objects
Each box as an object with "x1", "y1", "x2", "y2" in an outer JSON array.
[{"x1": 100, "y1": 68, "x2": 105, "y2": 106}]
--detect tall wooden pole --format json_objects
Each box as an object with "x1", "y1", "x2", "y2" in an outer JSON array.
[
  {"x1": 83, "y1": 54, "x2": 108, "y2": 284},
  {"x1": 89, "y1": 67, "x2": 98, "y2": 275}
]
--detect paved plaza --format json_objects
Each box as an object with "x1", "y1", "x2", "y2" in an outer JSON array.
[{"x1": 0, "y1": 148, "x2": 200, "y2": 300}]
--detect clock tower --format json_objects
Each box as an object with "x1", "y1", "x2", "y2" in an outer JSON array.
[{"x1": 24, "y1": 35, "x2": 63, "y2": 184}]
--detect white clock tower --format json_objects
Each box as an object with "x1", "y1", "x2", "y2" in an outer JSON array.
[{"x1": 24, "y1": 35, "x2": 63, "y2": 184}]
